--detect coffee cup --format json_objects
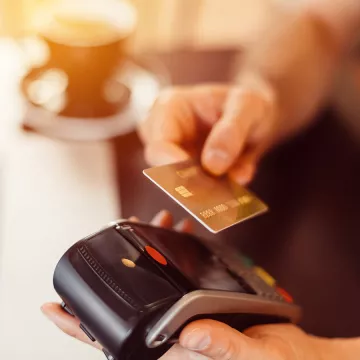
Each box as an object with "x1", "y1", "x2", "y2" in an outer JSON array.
[{"x1": 27, "y1": 1, "x2": 137, "y2": 116}]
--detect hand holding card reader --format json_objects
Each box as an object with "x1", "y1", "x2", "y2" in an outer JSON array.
[{"x1": 53, "y1": 221, "x2": 301, "y2": 360}]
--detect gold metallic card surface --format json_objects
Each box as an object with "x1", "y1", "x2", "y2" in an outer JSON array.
[{"x1": 143, "y1": 160, "x2": 268, "y2": 233}]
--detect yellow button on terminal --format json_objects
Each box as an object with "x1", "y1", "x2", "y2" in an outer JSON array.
[{"x1": 254, "y1": 266, "x2": 276, "y2": 287}]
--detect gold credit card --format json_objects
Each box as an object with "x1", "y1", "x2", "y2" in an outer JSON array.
[{"x1": 143, "y1": 160, "x2": 269, "y2": 233}]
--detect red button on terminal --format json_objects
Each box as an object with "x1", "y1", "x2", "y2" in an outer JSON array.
[
  {"x1": 145, "y1": 246, "x2": 167, "y2": 266},
  {"x1": 276, "y1": 287, "x2": 294, "y2": 303}
]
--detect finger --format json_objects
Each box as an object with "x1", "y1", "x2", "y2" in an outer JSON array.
[
  {"x1": 41, "y1": 303, "x2": 101, "y2": 350},
  {"x1": 138, "y1": 88, "x2": 196, "y2": 145},
  {"x1": 159, "y1": 344, "x2": 209, "y2": 360},
  {"x1": 145, "y1": 141, "x2": 190, "y2": 167},
  {"x1": 229, "y1": 162, "x2": 257, "y2": 186},
  {"x1": 188, "y1": 84, "x2": 229, "y2": 126},
  {"x1": 228, "y1": 149, "x2": 260, "y2": 186},
  {"x1": 180, "y1": 319, "x2": 275, "y2": 360},
  {"x1": 139, "y1": 85, "x2": 228, "y2": 145},
  {"x1": 139, "y1": 86, "x2": 229, "y2": 167},
  {"x1": 128, "y1": 216, "x2": 140, "y2": 222},
  {"x1": 228, "y1": 136, "x2": 271, "y2": 185},
  {"x1": 150, "y1": 210, "x2": 173, "y2": 228},
  {"x1": 174, "y1": 219, "x2": 193, "y2": 233},
  {"x1": 201, "y1": 88, "x2": 269, "y2": 176}
]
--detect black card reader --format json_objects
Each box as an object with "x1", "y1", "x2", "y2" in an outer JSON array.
[{"x1": 53, "y1": 221, "x2": 301, "y2": 360}]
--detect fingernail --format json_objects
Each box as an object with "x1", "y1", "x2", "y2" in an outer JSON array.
[
  {"x1": 231, "y1": 172, "x2": 252, "y2": 185},
  {"x1": 174, "y1": 219, "x2": 193, "y2": 233},
  {"x1": 151, "y1": 210, "x2": 170, "y2": 225},
  {"x1": 40, "y1": 306, "x2": 52, "y2": 320},
  {"x1": 182, "y1": 329, "x2": 211, "y2": 351},
  {"x1": 174, "y1": 219, "x2": 186, "y2": 231},
  {"x1": 202, "y1": 149, "x2": 230, "y2": 175},
  {"x1": 40, "y1": 305, "x2": 48, "y2": 314},
  {"x1": 230, "y1": 164, "x2": 255, "y2": 185}
]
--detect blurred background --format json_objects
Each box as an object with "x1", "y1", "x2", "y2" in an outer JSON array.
[
  {"x1": 0, "y1": 2, "x2": 282, "y2": 360},
  {"x1": 0, "y1": 1, "x2": 359, "y2": 360},
  {"x1": 0, "y1": 0, "x2": 271, "y2": 50},
  {"x1": 0, "y1": 0, "x2": 280, "y2": 143}
]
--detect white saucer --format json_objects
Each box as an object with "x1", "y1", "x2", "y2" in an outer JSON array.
[{"x1": 21, "y1": 57, "x2": 170, "y2": 142}]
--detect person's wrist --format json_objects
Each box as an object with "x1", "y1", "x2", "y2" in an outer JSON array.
[
  {"x1": 299, "y1": 0, "x2": 360, "y2": 50},
  {"x1": 236, "y1": 8, "x2": 340, "y2": 141}
]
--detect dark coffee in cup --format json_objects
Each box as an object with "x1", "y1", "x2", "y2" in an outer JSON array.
[{"x1": 41, "y1": 12, "x2": 132, "y2": 81}]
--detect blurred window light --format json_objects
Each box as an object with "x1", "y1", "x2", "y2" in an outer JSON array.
[
  {"x1": 33, "y1": 0, "x2": 137, "y2": 42},
  {"x1": 18, "y1": 36, "x2": 50, "y2": 68},
  {"x1": 1, "y1": 0, "x2": 279, "y2": 53},
  {"x1": 27, "y1": 68, "x2": 68, "y2": 105},
  {"x1": 0, "y1": 0, "x2": 137, "y2": 37}
]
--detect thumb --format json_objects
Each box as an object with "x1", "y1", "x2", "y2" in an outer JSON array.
[
  {"x1": 179, "y1": 320, "x2": 274, "y2": 360},
  {"x1": 228, "y1": 144, "x2": 265, "y2": 185},
  {"x1": 201, "y1": 87, "x2": 270, "y2": 176}
]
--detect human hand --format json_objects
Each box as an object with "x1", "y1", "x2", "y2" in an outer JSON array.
[
  {"x1": 42, "y1": 303, "x2": 337, "y2": 360},
  {"x1": 139, "y1": 7, "x2": 344, "y2": 185},
  {"x1": 41, "y1": 210, "x2": 346, "y2": 360},
  {"x1": 138, "y1": 83, "x2": 276, "y2": 186},
  {"x1": 160, "y1": 320, "x2": 335, "y2": 360}
]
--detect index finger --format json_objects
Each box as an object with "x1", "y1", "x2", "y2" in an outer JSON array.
[
  {"x1": 138, "y1": 85, "x2": 228, "y2": 166},
  {"x1": 139, "y1": 86, "x2": 228, "y2": 144},
  {"x1": 138, "y1": 88, "x2": 193, "y2": 145}
]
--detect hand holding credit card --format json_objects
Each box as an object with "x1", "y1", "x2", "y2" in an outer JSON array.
[{"x1": 143, "y1": 160, "x2": 268, "y2": 233}]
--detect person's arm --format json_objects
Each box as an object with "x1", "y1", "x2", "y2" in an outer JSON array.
[
  {"x1": 302, "y1": 0, "x2": 360, "y2": 45},
  {"x1": 236, "y1": 0, "x2": 360, "y2": 144},
  {"x1": 138, "y1": 0, "x2": 360, "y2": 184}
]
